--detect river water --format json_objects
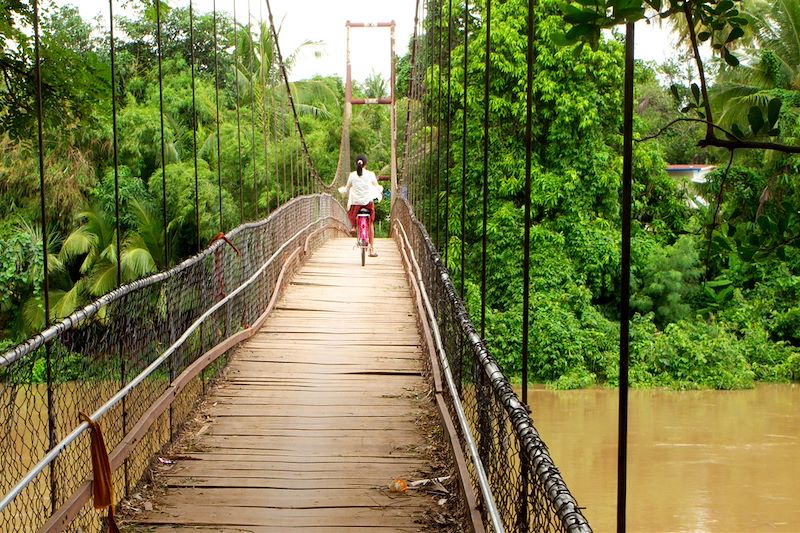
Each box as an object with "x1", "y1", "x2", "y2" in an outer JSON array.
[{"x1": 525, "y1": 384, "x2": 800, "y2": 532}]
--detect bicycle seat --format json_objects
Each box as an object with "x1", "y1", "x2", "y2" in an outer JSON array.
[{"x1": 357, "y1": 207, "x2": 370, "y2": 215}]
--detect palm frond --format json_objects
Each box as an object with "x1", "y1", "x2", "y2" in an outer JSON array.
[
  {"x1": 59, "y1": 226, "x2": 94, "y2": 262},
  {"x1": 87, "y1": 261, "x2": 120, "y2": 297},
  {"x1": 121, "y1": 243, "x2": 157, "y2": 280},
  {"x1": 51, "y1": 283, "x2": 84, "y2": 320}
]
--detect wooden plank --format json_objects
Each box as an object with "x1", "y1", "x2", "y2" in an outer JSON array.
[
  {"x1": 197, "y1": 433, "x2": 427, "y2": 451},
  {"x1": 207, "y1": 404, "x2": 423, "y2": 418},
  {"x1": 192, "y1": 417, "x2": 421, "y2": 431},
  {"x1": 162, "y1": 469, "x2": 424, "y2": 483},
  {"x1": 167, "y1": 453, "x2": 425, "y2": 465},
  {"x1": 161, "y1": 477, "x2": 410, "y2": 490},
  {"x1": 136, "y1": 504, "x2": 426, "y2": 527},
  {"x1": 163, "y1": 464, "x2": 427, "y2": 481},
  {"x1": 211, "y1": 390, "x2": 424, "y2": 403},
  {"x1": 146, "y1": 527, "x2": 421, "y2": 533},
  {"x1": 164, "y1": 460, "x2": 426, "y2": 477},
  {"x1": 147, "y1": 487, "x2": 426, "y2": 509},
  {"x1": 232, "y1": 343, "x2": 421, "y2": 354}
]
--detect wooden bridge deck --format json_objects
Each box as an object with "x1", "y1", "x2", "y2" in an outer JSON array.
[{"x1": 132, "y1": 237, "x2": 441, "y2": 532}]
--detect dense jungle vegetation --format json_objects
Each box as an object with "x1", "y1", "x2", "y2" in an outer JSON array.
[
  {"x1": 2, "y1": 0, "x2": 799, "y2": 389},
  {"x1": 413, "y1": 0, "x2": 800, "y2": 389}
]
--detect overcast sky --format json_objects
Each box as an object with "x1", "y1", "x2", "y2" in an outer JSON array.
[{"x1": 66, "y1": 0, "x2": 676, "y2": 82}]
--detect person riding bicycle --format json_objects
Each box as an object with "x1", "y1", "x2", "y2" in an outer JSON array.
[{"x1": 338, "y1": 154, "x2": 383, "y2": 257}]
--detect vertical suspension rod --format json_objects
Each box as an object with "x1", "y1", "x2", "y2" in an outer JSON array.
[
  {"x1": 460, "y1": 0, "x2": 469, "y2": 298},
  {"x1": 213, "y1": 0, "x2": 224, "y2": 232},
  {"x1": 108, "y1": 0, "x2": 128, "y2": 495},
  {"x1": 234, "y1": 0, "x2": 244, "y2": 222},
  {"x1": 156, "y1": 0, "x2": 169, "y2": 265},
  {"x1": 435, "y1": 0, "x2": 443, "y2": 250},
  {"x1": 31, "y1": 0, "x2": 56, "y2": 514},
  {"x1": 618, "y1": 21, "x2": 635, "y2": 533},
  {"x1": 444, "y1": 0, "x2": 453, "y2": 265},
  {"x1": 480, "y1": 0, "x2": 491, "y2": 337},
  {"x1": 190, "y1": 0, "x2": 200, "y2": 252}
]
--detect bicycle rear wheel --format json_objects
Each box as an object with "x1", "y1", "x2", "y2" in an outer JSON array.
[{"x1": 361, "y1": 245, "x2": 366, "y2": 266}]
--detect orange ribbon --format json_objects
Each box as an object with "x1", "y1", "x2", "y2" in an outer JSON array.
[{"x1": 79, "y1": 413, "x2": 120, "y2": 533}]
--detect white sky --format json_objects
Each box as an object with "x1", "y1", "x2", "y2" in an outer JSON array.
[{"x1": 64, "y1": 0, "x2": 676, "y2": 82}]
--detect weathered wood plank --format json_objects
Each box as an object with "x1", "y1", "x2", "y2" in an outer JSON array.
[
  {"x1": 146, "y1": 524, "x2": 420, "y2": 533},
  {"x1": 163, "y1": 460, "x2": 426, "y2": 477},
  {"x1": 136, "y1": 504, "x2": 426, "y2": 527},
  {"x1": 145, "y1": 487, "x2": 426, "y2": 509}
]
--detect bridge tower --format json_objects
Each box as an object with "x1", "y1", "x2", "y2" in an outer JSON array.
[{"x1": 344, "y1": 20, "x2": 398, "y2": 214}]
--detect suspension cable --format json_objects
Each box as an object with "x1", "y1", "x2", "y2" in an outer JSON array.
[
  {"x1": 190, "y1": 0, "x2": 200, "y2": 252},
  {"x1": 260, "y1": 0, "x2": 270, "y2": 215},
  {"x1": 213, "y1": 0, "x2": 223, "y2": 232},
  {"x1": 234, "y1": 0, "x2": 244, "y2": 222},
  {"x1": 480, "y1": 0, "x2": 491, "y2": 338},
  {"x1": 282, "y1": 99, "x2": 287, "y2": 204},
  {"x1": 444, "y1": 0, "x2": 453, "y2": 265},
  {"x1": 408, "y1": 1, "x2": 422, "y2": 213},
  {"x1": 249, "y1": 0, "x2": 258, "y2": 219},
  {"x1": 401, "y1": 0, "x2": 421, "y2": 208},
  {"x1": 518, "y1": 0, "x2": 537, "y2": 529},
  {"x1": 155, "y1": 0, "x2": 169, "y2": 265},
  {"x1": 435, "y1": 0, "x2": 443, "y2": 250},
  {"x1": 109, "y1": 0, "x2": 122, "y2": 287},
  {"x1": 618, "y1": 21, "x2": 635, "y2": 533},
  {"x1": 426, "y1": 1, "x2": 435, "y2": 234},
  {"x1": 31, "y1": 0, "x2": 57, "y2": 515},
  {"x1": 460, "y1": 0, "x2": 468, "y2": 298},
  {"x1": 264, "y1": 0, "x2": 326, "y2": 192},
  {"x1": 108, "y1": 0, "x2": 127, "y2": 496},
  {"x1": 522, "y1": 0, "x2": 537, "y2": 408}
]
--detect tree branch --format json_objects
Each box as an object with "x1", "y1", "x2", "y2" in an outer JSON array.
[
  {"x1": 638, "y1": 117, "x2": 741, "y2": 143},
  {"x1": 699, "y1": 136, "x2": 800, "y2": 154},
  {"x1": 638, "y1": 118, "x2": 800, "y2": 154},
  {"x1": 683, "y1": 1, "x2": 715, "y2": 138},
  {"x1": 704, "y1": 148, "x2": 735, "y2": 281}
]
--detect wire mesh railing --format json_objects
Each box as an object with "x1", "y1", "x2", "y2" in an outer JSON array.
[
  {"x1": 0, "y1": 194, "x2": 348, "y2": 533},
  {"x1": 393, "y1": 197, "x2": 591, "y2": 533}
]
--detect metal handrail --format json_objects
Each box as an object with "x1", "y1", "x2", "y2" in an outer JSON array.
[
  {"x1": 394, "y1": 219, "x2": 505, "y2": 533},
  {"x1": 0, "y1": 195, "x2": 326, "y2": 368}
]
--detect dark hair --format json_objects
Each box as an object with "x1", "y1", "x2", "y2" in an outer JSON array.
[{"x1": 355, "y1": 154, "x2": 367, "y2": 176}]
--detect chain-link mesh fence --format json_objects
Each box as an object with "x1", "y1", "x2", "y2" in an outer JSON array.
[
  {"x1": 0, "y1": 194, "x2": 348, "y2": 532},
  {"x1": 393, "y1": 197, "x2": 592, "y2": 533}
]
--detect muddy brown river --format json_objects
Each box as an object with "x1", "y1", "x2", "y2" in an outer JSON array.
[{"x1": 525, "y1": 384, "x2": 800, "y2": 532}]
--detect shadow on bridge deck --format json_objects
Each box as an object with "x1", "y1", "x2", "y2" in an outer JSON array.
[{"x1": 128, "y1": 237, "x2": 447, "y2": 532}]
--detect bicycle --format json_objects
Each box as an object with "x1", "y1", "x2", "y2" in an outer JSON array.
[{"x1": 355, "y1": 207, "x2": 370, "y2": 266}]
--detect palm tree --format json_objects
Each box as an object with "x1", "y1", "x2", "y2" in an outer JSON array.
[
  {"x1": 712, "y1": 0, "x2": 800, "y2": 127},
  {"x1": 28, "y1": 201, "x2": 165, "y2": 332},
  {"x1": 58, "y1": 205, "x2": 119, "y2": 300},
  {"x1": 121, "y1": 199, "x2": 166, "y2": 279}
]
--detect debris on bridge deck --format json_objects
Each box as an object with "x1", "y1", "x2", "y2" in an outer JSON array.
[{"x1": 124, "y1": 237, "x2": 456, "y2": 532}]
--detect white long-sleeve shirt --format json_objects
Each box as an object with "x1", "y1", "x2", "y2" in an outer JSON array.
[{"x1": 339, "y1": 169, "x2": 383, "y2": 209}]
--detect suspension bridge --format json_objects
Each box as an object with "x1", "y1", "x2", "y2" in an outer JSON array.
[{"x1": 0, "y1": 0, "x2": 621, "y2": 531}]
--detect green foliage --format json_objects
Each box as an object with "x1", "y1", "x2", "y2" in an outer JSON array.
[
  {"x1": 0, "y1": 226, "x2": 43, "y2": 339},
  {"x1": 632, "y1": 316, "x2": 757, "y2": 389},
  {"x1": 147, "y1": 160, "x2": 237, "y2": 258},
  {"x1": 632, "y1": 235, "x2": 701, "y2": 326}
]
